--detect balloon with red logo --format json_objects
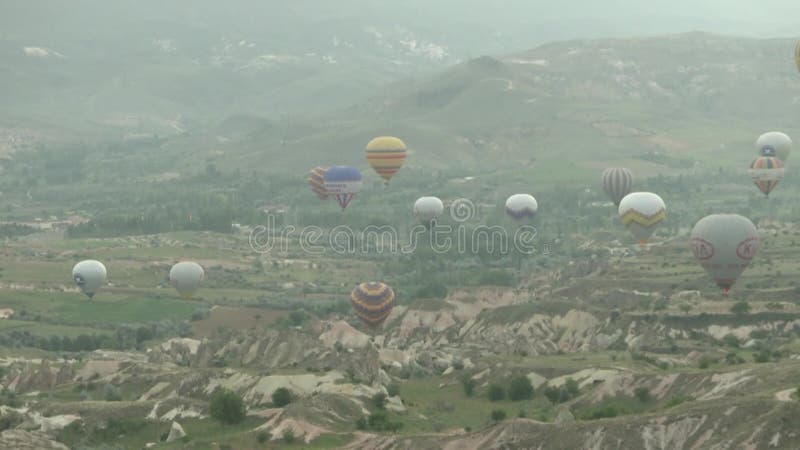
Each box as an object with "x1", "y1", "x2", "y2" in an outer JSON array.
[{"x1": 690, "y1": 214, "x2": 759, "y2": 294}]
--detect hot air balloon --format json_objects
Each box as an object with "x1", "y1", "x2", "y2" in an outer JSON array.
[
  {"x1": 795, "y1": 39, "x2": 800, "y2": 73},
  {"x1": 366, "y1": 136, "x2": 407, "y2": 185},
  {"x1": 756, "y1": 132, "x2": 792, "y2": 162},
  {"x1": 749, "y1": 156, "x2": 784, "y2": 196},
  {"x1": 350, "y1": 282, "x2": 395, "y2": 328},
  {"x1": 413, "y1": 196, "x2": 444, "y2": 228},
  {"x1": 72, "y1": 260, "x2": 107, "y2": 299},
  {"x1": 323, "y1": 166, "x2": 362, "y2": 210},
  {"x1": 690, "y1": 214, "x2": 759, "y2": 294},
  {"x1": 307, "y1": 166, "x2": 330, "y2": 200},
  {"x1": 602, "y1": 168, "x2": 633, "y2": 206},
  {"x1": 169, "y1": 261, "x2": 205, "y2": 299},
  {"x1": 618, "y1": 192, "x2": 666, "y2": 244},
  {"x1": 505, "y1": 194, "x2": 538, "y2": 220}
]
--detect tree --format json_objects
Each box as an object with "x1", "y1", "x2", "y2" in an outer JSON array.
[
  {"x1": 634, "y1": 387, "x2": 652, "y2": 403},
  {"x1": 722, "y1": 334, "x2": 740, "y2": 348},
  {"x1": 490, "y1": 409, "x2": 507, "y2": 423},
  {"x1": 565, "y1": 378, "x2": 580, "y2": 397},
  {"x1": 730, "y1": 302, "x2": 750, "y2": 315},
  {"x1": 271, "y1": 387, "x2": 293, "y2": 407},
  {"x1": 210, "y1": 388, "x2": 246, "y2": 425},
  {"x1": 386, "y1": 383, "x2": 401, "y2": 397},
  {"x1": 103, "y1": 384, "x2": 122, "y2": 401},
  {"x1": 487, "y1": 384, "x2": 505, "y2": 402},
  {"x1": 461, "y1": 374, "x2": 476, "y2": 397},
  {"x1": 372, "y1": 392, "x2": 387, "y2": 410},
  {"x1": 508, "y1": 376, "x2": 534, "y2": 401}
]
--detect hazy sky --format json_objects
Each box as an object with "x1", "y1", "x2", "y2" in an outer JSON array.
[{"x1": 3, "y1": 0, "x2": 800, "y2": 48}]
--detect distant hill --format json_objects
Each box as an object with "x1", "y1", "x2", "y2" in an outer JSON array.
[{"x1": 211, "y1": 32, "x2": 800, "y2": 183}]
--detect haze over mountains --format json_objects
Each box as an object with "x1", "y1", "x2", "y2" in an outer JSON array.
[{"x1": 2, "y1": 0, "x2": 800, "y2": 132}]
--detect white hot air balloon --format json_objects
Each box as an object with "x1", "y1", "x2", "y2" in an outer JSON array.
[
  {"x1": 618, "y1": 192, "x2": 666, "y2": 244},
  {"x1": 413, "y1": 196, "x2": 444, "y2": 228},
  {"x1": 756, "y1": 131, "x2": 792, "y2": 163},
  {"x1": 505, "y1": 194, "x2": 538, "y2": 220},
  {"x1": 690, "y1": 214, "x2": 759, "y2": 294},
  {"x1": 72, "y1": 260, "x2": 107, "y2": 299},
  {"x1": 169, "y1": 261, "x2": 205, "y2": 299}
]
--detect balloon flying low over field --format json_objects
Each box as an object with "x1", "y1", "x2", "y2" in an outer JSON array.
[
  {"x1": 749, "y1": 156, "x2": 784, "y2": 196},
  {"x1": 413, "y1": 196, "x2": 444, "y2": 228},
  {"x1": 601, "y1": 167, "x2": 633, "y2": 206},
  {"x1": 756, "y1": 131, "x2": 792, "y2": 163},
  {"x1": 505, "y1": 194, "x2": 538, "y2": 220},
  {"x1": 169, "y1": 261, "x2": 205, "y2": 299},
  {"x1": 690, "y1": 214, "x2": 759, "y2": 294},
  {"x1": 72, "y1": 260, "x2": 107, "y2": 299},
  {"x1": 618, "y1": 192, "x2": 666, "y2": 244},
  {"x1": 350, "y1": 282, "x2": 395, "y2": 328},
  {"x1": 366, "y1": 136, "x2": 407, "y2": 185},
  {"x1": 308, "y1": 166, "x2": 330, "y2": 200},
  {"x1": 324, "y1": 166, "x2": 363, "y2": 210}
]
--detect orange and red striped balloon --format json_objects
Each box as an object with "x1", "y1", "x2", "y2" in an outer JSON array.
[{"x1": 307, "y1": 166, "x2": 330, "y2": 200}]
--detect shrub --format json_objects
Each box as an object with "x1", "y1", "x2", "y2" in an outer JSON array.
[
  {"x1": 586, "y1": 405, "x2": 619, "y2": 420},
  {"x1": 372, "y1": 392, "x2": 387, "y2": 410},
  {"x1": 698, "y1": 356, "x2": 715, "y2": 369},
  {"x1": 282, "y1": 428, "x2": 295, "y2": 443},
  {"x1": 487, "y1": 384, "x2": 505, "y2": 402},
  {"x1": 665, "y1": 395, "x2": 691, "y2": 408},
  {"x1": 414, "y1": 282, "x2": 448, "y2": 299},
  {"x1": 210, "y1": 388, "x2": 246, "y2": 425},
  {"x1": 490, "y1": 409, "x2": 507, "y2": 423},
  {"x1": 271, "y1": 387, "x2": 293, "y2": 407},
  {"x1": 725, "y1": 352, "x2": 744, "y2": 365},
  {"x1": 722, "y1": 334, "x2": 740, "y2": 348},
  {"x1": 386, "y1": 383, "x2": 401, "y2": 397},
  {"x1": 753, "y1": 351, "x2": 771, "y2": 363},
  {"x1": 461, "y1": 375, "x2": 476, "y2": 397},
  {"x1": 103, "y1": 384, "x2": 122, "y2": 402},
  {"x1": 256, "y1": 431, "x2": 270, "y2": 443},
  {"x1": 565, "y1": 378, "x2": 580, "y2": 396},
  {"x1": 288, "y1": 310, "x2": 308, "y2": 326},
  {"x1": 730, "y1": 302, "x2": 750, "y2": 315},
  {"x1": 508, "y1": 376, "x2": 534, "y2": 401},
  {"x1": 634, "y1": 387, "x2": 651, "y2": 403}
]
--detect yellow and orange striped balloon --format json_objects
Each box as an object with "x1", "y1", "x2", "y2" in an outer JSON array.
[{"x1": 366, "y1": 136, "x2": 407, "y2": 185}]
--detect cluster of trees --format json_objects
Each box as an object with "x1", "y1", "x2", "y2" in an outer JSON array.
[
  {"x1": 0, "y1": 319, "x2": 191, "y2": 352},
  {"x1": 0, "y1": 224, "x2": 39, "y2": 238}
]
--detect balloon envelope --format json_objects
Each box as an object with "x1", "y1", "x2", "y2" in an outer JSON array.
[
  {"x1": 756, "y1": 132, "x2": 792, "y2": 162},
  {"x1": 601, "y1": 168, "x2": 633, "y2": 206},
  {"x1": 350, "y1": 282, "x2": 395, "y2": 327},
  {"x1": 505, "y1": 194, "x2": 538, "y2": 220},
  {"x1": 795, "y1": 40, "x2": 800, "y2": 73},
  {"x1": 72, "y1": 260, "x2": 107, "y2": 298},
  {"x1": 169, "y1": 261, "x2": 205, "y2": 299},
  {"x1": 366, "y1": 136, "x2": 407, "y2": 185},
  {"x1": 690, "y1": 214, "x2": 759, "y2": 293},
  {"x1": 308, "y1": 166, "x2": 330, "y2": 200},
  {"x1": 413, "y1": 196, "x2": 444, "y2": 226},
  {"x1": 324, "y1": 166, "x2": 363, "y2": 210},
  {"x1": 749, "y1": 156, "x2": 784, "y2": 196},
  {"x1": 618, "y1": 192, "x2": 666, "y2": 244}
]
